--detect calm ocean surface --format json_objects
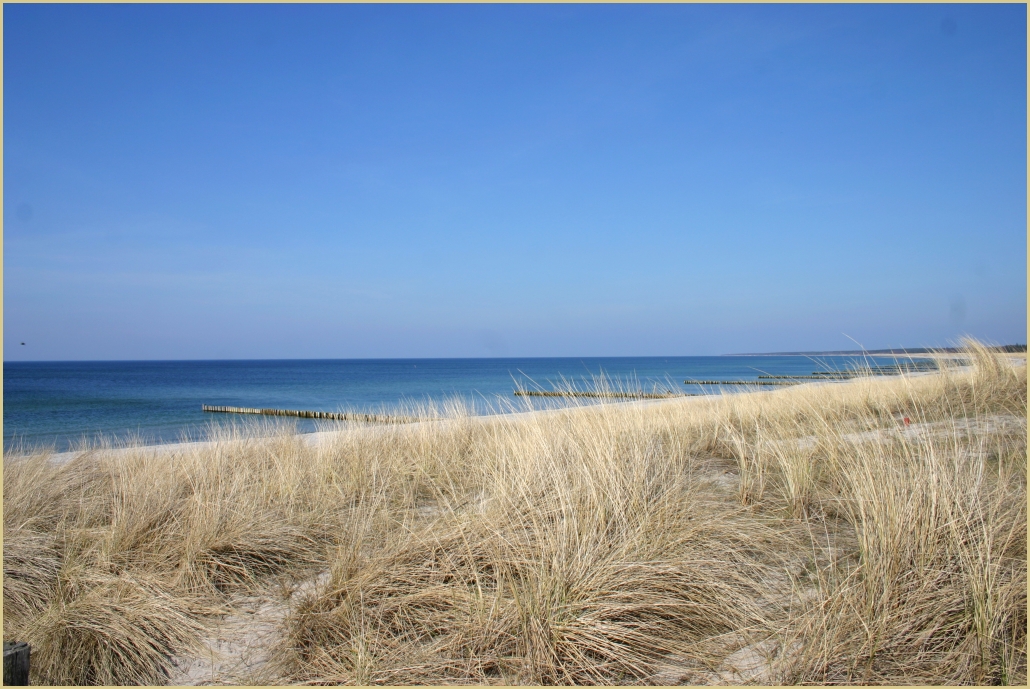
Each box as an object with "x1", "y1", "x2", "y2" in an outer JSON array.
[{"x1": 4, "y1": 356, "x2": 900, "y2": 452}]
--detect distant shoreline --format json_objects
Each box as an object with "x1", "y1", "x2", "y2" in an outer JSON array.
[{"x1": 729, "y1": 345, "x2": 1027, "y2": 356}]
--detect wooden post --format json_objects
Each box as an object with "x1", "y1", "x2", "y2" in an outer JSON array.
[{"x1": 4, "y1": 642, "x2": 30, "y2": 685}]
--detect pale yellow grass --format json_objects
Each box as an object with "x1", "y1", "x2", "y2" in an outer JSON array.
[{"x1": 3, "y1": 341, "x2": 1025, "y2": 685}]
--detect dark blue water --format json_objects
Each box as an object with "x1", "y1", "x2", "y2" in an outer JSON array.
[{"x1": 4, "y1": 356, "x2": 903, "y2": 452}]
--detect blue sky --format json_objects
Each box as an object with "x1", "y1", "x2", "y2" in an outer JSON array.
[{"x1": 4, "y1": 3, "x2": 1026, "y2": 360}]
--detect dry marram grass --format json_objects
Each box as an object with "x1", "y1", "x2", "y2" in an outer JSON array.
[{"x1": 3, "y1": 341, "x2": 1026, "y2": 684}]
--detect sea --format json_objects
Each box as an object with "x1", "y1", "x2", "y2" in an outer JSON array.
[{"x1": 3, "y1": 355, "x2": 910, "y2": 452}]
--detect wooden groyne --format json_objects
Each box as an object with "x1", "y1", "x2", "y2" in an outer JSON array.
[
  {"x1": 757, "y1": 374, "x2": 864, "y2": 380},
  {"x1": 755, "y1": 362, "x2": 944, "y2": 381},
  {"x1": 684, "y1": 380, "x2": 801, "y2": 386},
  {"x1": 202, "y1": 405, "x2": 422, "y2": 424},
  {"x1": 514, "y1": 391, "x2": 689, "y2": 399},
  {"x1": 758, "y1": 374, "x2": 851, "y2": 380},
  {"x1": 810, "y1": 364, "x2": 940, "y2": 376}
]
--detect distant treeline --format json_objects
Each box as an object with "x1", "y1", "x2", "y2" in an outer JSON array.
[
  {"x1": 739, "y1": 344, "x2": 1027, "y2": 355},
  {"x1": 866, "y1": 345, "x2": 1027, "y2": 354}
]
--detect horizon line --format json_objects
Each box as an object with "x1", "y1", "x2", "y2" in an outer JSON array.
[{"x1": 7, "y1": 344, "x2": 1026, "y2": 364}]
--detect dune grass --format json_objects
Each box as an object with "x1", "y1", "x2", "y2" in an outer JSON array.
[{"x1": 3, "y1": 341, "x2": 1025, "y2": 685}]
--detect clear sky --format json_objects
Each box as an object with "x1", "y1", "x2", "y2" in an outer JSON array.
[{"x1": 3, "y1": 3, "x2": 1026, "y2": 360}]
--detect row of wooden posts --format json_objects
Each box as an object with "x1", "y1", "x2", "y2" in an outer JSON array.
[
  {"x1": 756, "y1": 363, "x2": 943, "y2": 381},
  {"x1": 201, "y1": 405, "x2": 422, "y2": 424},
  {"x1": 514, "y1": 390, "x2": 687, "y2": 399},
  {"x1": 759, "y1": 374, "x2": 854, "y2": 380},
  {"x1": 204, "y1": 391, "x2": 692, "y2": 425},
  {"x1": 683, "y1": 380, "x2": 801, "y2": 386},
  {"x1": 205, "y1": 367, "x2": 930, "y2": 422}
]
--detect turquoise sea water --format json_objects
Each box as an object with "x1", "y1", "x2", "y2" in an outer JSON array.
[{"x1": 4, "y1": 356, "x2": 911, "y2": 452}]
